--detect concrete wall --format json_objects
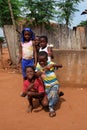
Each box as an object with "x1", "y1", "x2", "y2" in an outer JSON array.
[{"x1": 53, "y1": 50, "x2": 87, "y2": 87}]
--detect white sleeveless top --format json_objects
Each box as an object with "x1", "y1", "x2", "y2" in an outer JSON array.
[
  {"x1": 21, "y1": 41, "x2": 33, "y2": 59},
  {"x1": 39, "y1": 45, "x2": 51, "y2": 61}
]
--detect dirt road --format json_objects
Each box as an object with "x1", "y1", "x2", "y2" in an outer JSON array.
[{"x1": 0, "y1": 48, "x2": 87, "y2": 130}]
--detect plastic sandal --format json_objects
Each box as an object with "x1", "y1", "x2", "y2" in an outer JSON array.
[{"x1": 49, "y1": 111, "x2": 56, "y2": 117}]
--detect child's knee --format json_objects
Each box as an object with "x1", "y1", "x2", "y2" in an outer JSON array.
[
  {"x1": 41, "y1": 95, "x2": 48, "y2": 107},
  {"x1": 42, "y1": 100, "x2": 48, "y2": 107}
]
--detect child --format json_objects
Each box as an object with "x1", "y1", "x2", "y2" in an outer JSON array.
[
  {"x1": 35, "y1": 36, "x2": 40, "y2": 54},
  {"x1": 18, "y1": 28, "x2": 37, "y2": 80},
  {"x1": 39, "y1": 35, "x2": 54, "y2": 61},
  {"x1": 36, "y1": 51, "x2": 63, "y2": 117},
  {"x1": 21, "y1": 66, "x2": 48, "y2": 112}
]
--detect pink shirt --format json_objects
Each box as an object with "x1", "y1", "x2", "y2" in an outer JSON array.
[
  {"x1": 22, "y1": 78, "x2": 45, "y2": 93},
  {"x1": 21, "y1": 40, "x2": 33, "y2": 59}
]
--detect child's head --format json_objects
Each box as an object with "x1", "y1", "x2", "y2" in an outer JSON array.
[
  {"x1": 25, "y1": 66, "x2": 35, "y2": 80},
  {"x1": 35, "y1": 36, "x2": 40, "y2": 46},
  {"x1": 21, "y1": 28, "x2": 35, "y2": 42},
  {"x1": 24, "y1": 30, "x2": 31, "y2": 42},
  {"x1": 40, "y1": 36, "x2": 48, "y2": 48},
  {"x1": 38, "y1": 51, "x2": 48, "y2": 67}
]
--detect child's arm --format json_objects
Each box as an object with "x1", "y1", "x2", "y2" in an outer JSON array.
[
  {"x1": 27, "y1": 91, "x2": 44, "y2": 97},
  {"x1": 35, "y1": 63, "x2": 62, "y2": 77},
  {"x1": 53, "y1": 64, "x2": 62, "y2": 69},
  {"x1": 18, "y1": 43, "x2": 22, "y2": 64},
  {"x1": 26, "y1": 83, "x2": 34, "y2": 91},
  {"x1": 21, "y1": 83, "x2": 35, "y2": 97},
  {"x1": 33, "y1": 41, "x2": 37, "y2": 67},
  {"x1": 27, "y1": 78, "x2": 45, "y2": 98},
  {"x1": 42, "y1": 63, "x2": 62, "y2": 72}
]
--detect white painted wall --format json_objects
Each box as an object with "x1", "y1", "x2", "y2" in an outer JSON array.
[{"x1": 0, "y1": 28, "x2": 4, "y2": 37}]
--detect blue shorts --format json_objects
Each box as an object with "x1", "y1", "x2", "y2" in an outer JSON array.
[{"x1": 21, "y1": 58, "x2": 34, "y2": 78}]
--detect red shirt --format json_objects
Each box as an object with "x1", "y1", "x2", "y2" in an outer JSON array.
[{"x1": 22, "y1": 78, "x2": 45, "y2": 93}]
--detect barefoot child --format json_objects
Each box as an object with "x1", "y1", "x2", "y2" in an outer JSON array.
[
  {"x1": 36, "y1": 51, "x2": 63, "y2": 117},
  {"x1": 21, "y1": 66, "x2": 48, "y2": 112}
]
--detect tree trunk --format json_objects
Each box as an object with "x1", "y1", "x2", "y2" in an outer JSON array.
[{"x1": 7, "y1": 0, "x2": 19, "y2": 64}]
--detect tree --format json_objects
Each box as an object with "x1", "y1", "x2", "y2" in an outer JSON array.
[
  {"x1": 22, "y1": 0, "x2": 55, "y2": 29},
  {"x1": 0, "y1": 0, "x2": 22, "y2": 27},
  {"x1": 56, "y1": 0, "x2": 84, "y2": 26},
  {"x1": 78, "y1": 20, "x2": 87, "y2": 26},
  {"x1": 8, "y1": 0, "x2": 16, "y2": 29},
  {"x1": 0, "y1": 0, "x2": 23, "y2": 64},
  {"x1": 0, "y1": 37, "x2": 4, "y2": 54}
]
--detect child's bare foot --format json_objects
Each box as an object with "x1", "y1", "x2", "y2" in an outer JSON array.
[
  {"x1": 20, "y1": 92, "x2": 26, "y2": 97},
  {"x1": 27, "y1": 105, "x2": 33, "y2": 113}
]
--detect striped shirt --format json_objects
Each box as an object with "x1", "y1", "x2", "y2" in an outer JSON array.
[{"x1": 36, "y1": 61, "x2": 59, "y2": 89}]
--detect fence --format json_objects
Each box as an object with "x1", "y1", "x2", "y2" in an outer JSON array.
[{"x1": 3, "y1": 24, "x2": 87, "y2": 64}]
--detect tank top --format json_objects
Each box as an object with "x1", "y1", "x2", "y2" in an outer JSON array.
[
  {"x1": 21, "y1": 40, "x2": 33, "y2": 59},
  {"x1": 39, "y1": 45, "x2": 51, "y2": 61}
]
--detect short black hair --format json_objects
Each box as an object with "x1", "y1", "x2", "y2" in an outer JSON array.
[
  {"x1": 35, "y1": 35, "x2": 40, "y2": 38},
  {"x1": 25, "y1": 66, "x2": 35, "y2": 72},
  {"x1": 40, "y1": 35, "x2": 48, "y2": 43},
  {"x1": 38, "y1": 51, "x2": 48, "y2": 59}
]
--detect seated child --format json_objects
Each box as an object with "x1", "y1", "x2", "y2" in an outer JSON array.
[
  {"x1": 21, "y1": 66, "x2": 48, "y2": 112},
  {"x1": 36, "y1": 51, "x2": 63, "y2": 117}
]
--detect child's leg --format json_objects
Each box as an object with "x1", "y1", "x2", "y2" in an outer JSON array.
[
  {"x1": 27, "y1": 96, "x2": 33, "y2": 112},
  {"x1": 46, "y1": 85, "x2": 59, "y2": 117},
  {"x1": 40, "y1": 94, "x2": 48, "y2": 107}
]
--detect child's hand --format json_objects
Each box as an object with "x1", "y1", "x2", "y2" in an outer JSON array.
[
  {"x1": 34, "y1": 63, "x2": 37, "y2": 68},
  {"x1": 53, "y1": 64, "x2": 63, "y2": 68},
  {"x1": 57, "y1": 64, "x2": 62, "y2": 68},
  {"x1": 27, "y1": 83, "x2": 34, "y2": 91}
]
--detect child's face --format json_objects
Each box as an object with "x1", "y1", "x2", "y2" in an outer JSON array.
[
  {"x1": 35, "y1": 37, "x2": 40, "y2": 45},
  {"x1": 24, "y1": 31, "x2": 31, "y2": 42},
  {"x1": 38, "y1": 56, "x2": 47, "y2": 67},
  {"x1": 26, "y1": 67, "x2": 35, "y2": 79},
  {"x1": 40, "y1": 38, "x2": 47, "y2": 48}
]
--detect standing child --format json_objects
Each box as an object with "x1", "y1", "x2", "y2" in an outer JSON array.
[
  {"x1": 36, "y1": 51, "x2": 63, "y2": 117},
  {"x1": 18, "y1": 28, "x2": 37, "y2": 80},
  {"x1": 21, "y1": 66, "x2": 48, "y2": 112},
  {"x1": 35, "y1": 36, "x2": 40, "y2": 54},
  {"x1": 39, "y1": 35, "x2": 54, "y2": 61}
]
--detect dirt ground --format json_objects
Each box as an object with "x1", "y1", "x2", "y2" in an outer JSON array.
[{"x1": 0, "y1": 48, "x2": 87, "y2": 130}]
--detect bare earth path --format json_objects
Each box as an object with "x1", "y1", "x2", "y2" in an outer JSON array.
[{"x1": 0, "y1": 48, "x2": 87, "y2": 130}]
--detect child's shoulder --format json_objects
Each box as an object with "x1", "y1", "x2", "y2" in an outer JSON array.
[
  {"x1": 24, "y1": 79, "x2": 30, "y2": 85},
  {"x1": 35, "y1": 77, "x2": 44, "y2": 85},
  {"x1": 48, "y1": 61, "x2": 55, "y2": 65},
  {"x1": 36, "y1": 62, "x2": 41, "y2": 68}
]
